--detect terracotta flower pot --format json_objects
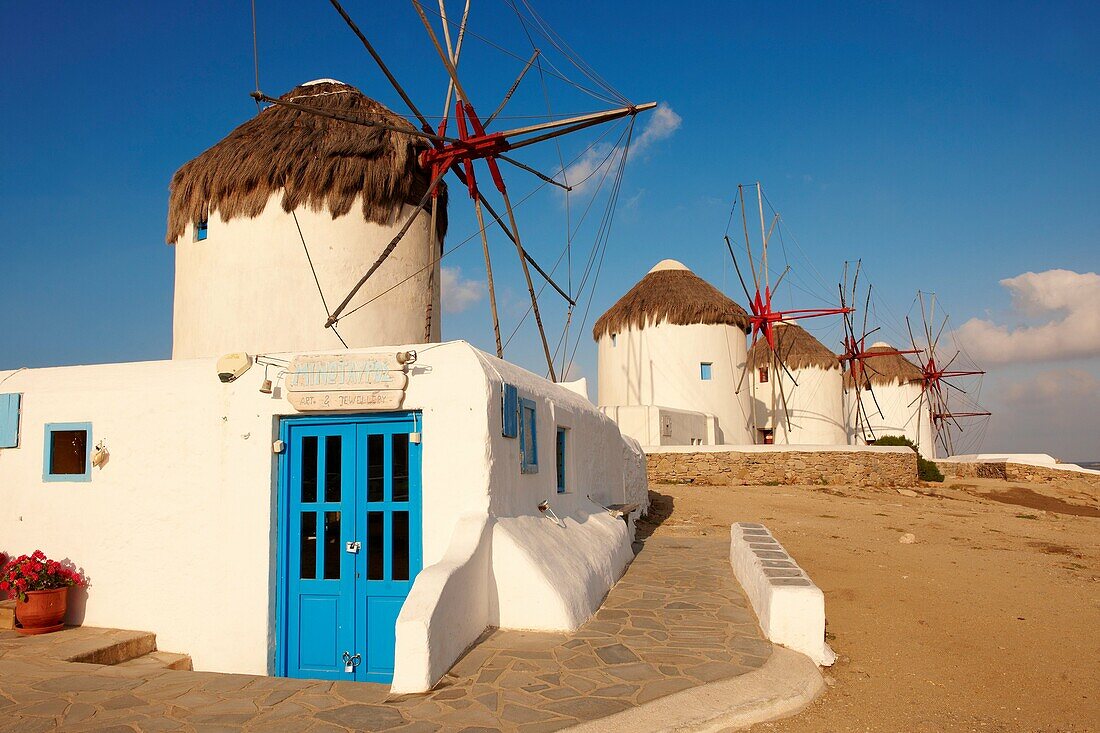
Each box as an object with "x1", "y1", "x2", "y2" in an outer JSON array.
[{"x1": 15, "y1": 587, "x2": 68, "y2": 635}]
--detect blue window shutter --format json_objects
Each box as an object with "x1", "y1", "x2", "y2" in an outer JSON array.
[
  {"x1": 520, "y1": 398, "x2": 538, "y2": 473},
  {"x1": 502, "y1": 384, "x2": 518, "y2": 438},
  {"x1": 700, "y1": 363, "x2": 713, "y2": 380},
  {"x1": 0, "y1": 393, "x2": 20, "y2": 448}
]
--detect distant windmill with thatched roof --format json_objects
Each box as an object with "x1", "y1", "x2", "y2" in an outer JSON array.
[
  {"x1": 593, "y1": 259, "x2": 755, "y2": 446},
  {"x1": 167, "y1": 79, "x2": 446, "y2": 359},
  {"x1": 747, "y1": 321, "x2": 847, "y2": 445},
  {"x1": 843, "y1": 342, "x2": 936, "y2": 453}
]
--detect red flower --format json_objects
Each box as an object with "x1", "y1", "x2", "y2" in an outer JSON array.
[{"x1": 0, "y1": 551, "x2": 87, "y2": 600}]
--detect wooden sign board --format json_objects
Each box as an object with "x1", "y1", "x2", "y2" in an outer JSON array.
[
  {"x1": 286, "y1": 354, "x2": 408, "y2": 412},
  {"x1": 288, "y1": 390, "x2": 405, "y2": 412}
]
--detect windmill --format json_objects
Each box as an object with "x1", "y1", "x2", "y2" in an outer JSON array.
[
  {"x1": 250, "y1": 0, "x2": 656, "y2": 381},
  {"x1": 906, "y1": 292, "x2": 991, "y2": 456},
  {"x1": 837, "y1": 260, "x2": 923, "y2": 443},
  {"x1": 723, "y1": 183, "x2": 853, "y2": 440}
]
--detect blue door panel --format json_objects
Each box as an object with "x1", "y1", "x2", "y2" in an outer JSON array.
[
  {"x1": 365, "y1": 596, "x2": 404, "y2": 679},
  {"x1": 283, "y1": 423, "x2": 356, "y2": 681},
  {"x1": 278, "y1": 413, "x2": 422, "y2": 684},
  {"x1": 298, "y1": 596, "x2": 340, "y2": 669}
]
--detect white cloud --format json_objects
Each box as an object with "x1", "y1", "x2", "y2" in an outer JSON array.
[
  {"x1": 1001, "y1": 367, "x2": 1100, "y2": 404},
  {"x1": 440, "y1": 266, "x2": 484, "y2": 314},
  {"x1": 982, "y1": 367, "x2": 1100, "y2": 459},
  {"x1": 953, "y1": 269, "x2": 1100, "y2": 364},
  {"x1": 563, "y1": 102, "x2": 681, "y2": 194},
  {"x1": 633, "y1": 103, "x2": 682, "y2": 153}
]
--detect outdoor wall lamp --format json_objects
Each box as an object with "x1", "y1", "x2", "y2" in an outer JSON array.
[{"x1": 538, "y1": 500, "x2": 566, "y2": 528}]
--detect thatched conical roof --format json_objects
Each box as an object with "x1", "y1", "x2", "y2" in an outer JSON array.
[
  {"x1": 592, "y1": 260, "x2": 751, "y2": 339},
  {"x1": 845, "y1": 342, "x2": 924, "y2": 387},
  {"x1": 748, "y1": 321, "x2": 839, "y2": 371},
  {"x1": 166, "y1": 79, "x2": 446, "y2": 244}
]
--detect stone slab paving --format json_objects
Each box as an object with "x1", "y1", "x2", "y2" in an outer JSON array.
[{"x1": 0, "y1": 537, "x2": 772, "y2": 732}]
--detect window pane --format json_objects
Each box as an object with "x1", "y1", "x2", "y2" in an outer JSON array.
[
  {"x1": 392, "y1": 511, "x2": 410, "y2": 581},
  {"x1": 556, "y1": 429, "x2": 566, "y2": 494},
  {"x1": 367, "y1": 511, "x2": 384, "y2": 580},
  {"x1": 324, "y1": 436, "x2": 341, "y2": 503},
  {"x1": 323, "y1": 511, "x2": 341, "y2": 580},
  {"x1": 367, "y1": 434, "x2": 384, "y2": 502},
  {"x1": 49, "y1": 429, "x2": 87, "y2": 475},
  {"x1": 301, "y1": 436, "x2": 318, "y2": 503},
  {"x1": 522, "y1": 404, "x2": 537, "y2": 471},
  {"x1": 300, "y1": 512, "x2": 317, "y2": 579},
  {"x1": 392, "y1": 434, "x2": 409, "y2": 502}
]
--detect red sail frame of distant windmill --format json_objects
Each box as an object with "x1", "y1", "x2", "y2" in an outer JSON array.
[
  {"x1": 836, "y1": 260, "x2": 923, "y2": 443},
  {"x1": 724, "y1": 183, "x2": 853, "y2": 435},
  {"x1": 906, "y1": 291, "x2": 991, "y2": 456},
  {"x1": 249, "y1": 0, "x2": 656, "y2": 381}
]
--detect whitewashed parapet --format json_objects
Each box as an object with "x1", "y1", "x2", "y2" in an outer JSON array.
[{"x1": 730, "y1": 523, "x2": 835, "y2": 666}]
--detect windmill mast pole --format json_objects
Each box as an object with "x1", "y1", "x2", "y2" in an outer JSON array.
[
  {"x1": 412, "y1": 0, "x2": 557, "y2": 379},
  {"x1": 756, "y1": 182, "x2": 776, "y2": 432},
  {"x1": 757, "y1": 182, "x2": 768, "y2": 293}
]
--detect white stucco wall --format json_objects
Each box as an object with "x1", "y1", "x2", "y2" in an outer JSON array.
[
  {"x1": 620, "y1": 434, "x2": 650, "y2": 515},
  {"x1": 599, "y1": 404, "x2": 717, "y2": 446},
  {"x1": 845, "y1": 381, "x2": 937, "y2": 458},
  {"x1": 752, "y1": 365, "x2": 847, "y2": 445},
  {"x1": 172, "y1": 193, "x2": 441, "y2": 359},
  {"x1": 392, "y1": 512, "x2": 492, "y2": 693},
  {"x1": 941, "y1": 453, "x2": 1100, "y2": 476},
  {"x1": 0, "y1": 341, "x2": 635, "y2": 690},
  {"x1": 597, "y1": 322, "x2": 752, "y2": 444},
  {"x1": 729, "y1": 523, "x2": 834, "y2": 666}
]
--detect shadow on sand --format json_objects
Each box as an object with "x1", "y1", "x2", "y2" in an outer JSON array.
[{"x1": 634, "y1": 490, "x2": 674, "y2": 545}]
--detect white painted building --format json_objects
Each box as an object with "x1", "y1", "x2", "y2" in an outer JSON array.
[
  {"x1": 748, "y1": 323, "x2": 846, "y2": 445},
  {"x1": 0, "y1": 80, "x2": 648, "y2": 694},
  {"x1": 0, "y1": 345, "x2": 646, "y2": 691},
  {"x1": 844, "y1": 342, "x2": 936, "y2": 457},
  {"x1": 594, "y1": 260, "x2": 754, "y2": 446}
]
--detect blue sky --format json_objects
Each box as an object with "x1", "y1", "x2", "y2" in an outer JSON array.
[{"x1": 2, "y1": 1, "x2": 1097, "y2": 457}]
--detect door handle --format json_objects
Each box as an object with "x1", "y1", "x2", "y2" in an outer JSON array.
[{"x1": 345, "y1": 541, "x2": 361, "y2": 554}]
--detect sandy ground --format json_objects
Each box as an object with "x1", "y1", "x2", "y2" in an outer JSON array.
[{"x1": 638, "y1": 475, "x2": 1100, "y2": 732}]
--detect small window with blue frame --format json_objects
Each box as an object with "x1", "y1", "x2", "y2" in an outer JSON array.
[
  {"x1": 43, "y1": 422, "x2": 92, "y2": 482},
  {"x1": 195, "y1": 218, "x2": 209, "y2": 242},
  {"x1": 519, "y1": 398, "x2": 538, "y2": 473},
  {"x1": 700, "y1": 362, "x2": 713, "y2": 380},
  {"x1": 555, "y1": 427, "x2": 567, "y2": 493}
]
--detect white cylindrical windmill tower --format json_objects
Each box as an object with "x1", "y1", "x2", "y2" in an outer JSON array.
[
  {"x1": 846, "y1": 342, "x2": 936, "y2": 456},
  {"x1": 166, "y1": 80, "x2": 446, "y2": 359},
  {"x1": 748, "y1": 322, "x2": 846, "y2": 445},
  {"x1": 593, "y1": 259, "x2": 754, "y2": 444}
]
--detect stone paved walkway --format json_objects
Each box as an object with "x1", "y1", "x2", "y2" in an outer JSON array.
[{"x1": 0, "y1": 537, "x2": 772, "y2": 732}]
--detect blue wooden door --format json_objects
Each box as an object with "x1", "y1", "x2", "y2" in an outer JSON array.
[{"x1": 280, "y1": 414, "x2": 422, "y2": 683}]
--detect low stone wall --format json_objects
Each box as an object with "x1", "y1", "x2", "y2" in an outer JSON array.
[
  {"x1": 647, "y1": 448, "x2": 917, "y2": 487},
  {"x1": 938, "y1": 461, "x2": 1100, "y2": 488}
]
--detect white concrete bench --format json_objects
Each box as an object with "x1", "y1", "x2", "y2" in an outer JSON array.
[{"x1": 729, "y1": 522, "x2": 835, "y2": 666}]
